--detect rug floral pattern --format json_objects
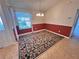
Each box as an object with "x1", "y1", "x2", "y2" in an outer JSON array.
[{"x1": 19, "y1": 30, "x2": 63, "y2": 59}]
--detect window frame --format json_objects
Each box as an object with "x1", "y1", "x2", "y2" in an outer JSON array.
[{"x1": 15, "y1": 11, "x2": 32, "y2": 30}]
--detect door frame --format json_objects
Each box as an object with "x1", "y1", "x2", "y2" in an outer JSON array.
[
  {"x1": 69, "y1": 9, "x2": 79, "y2": 38},
  {"x1": 0, "y1": 3, "x2": 16, "y2": 47}
]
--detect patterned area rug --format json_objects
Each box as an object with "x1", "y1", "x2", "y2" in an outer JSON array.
[{"x1": 19, "y1": 30, "x2": 63, "y2": 59}]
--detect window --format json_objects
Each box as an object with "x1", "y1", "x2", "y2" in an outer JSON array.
[
  {"x1": 0, "y1": 17, "x2": 5, "y2": 31},
  {"x1": 15, "y1": 12, "x2": 32, "y2": 30}
]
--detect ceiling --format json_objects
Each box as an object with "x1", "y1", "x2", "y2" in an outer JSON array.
[{"x1": 6, "y1": 0, "x2": 62, "y2": 12}]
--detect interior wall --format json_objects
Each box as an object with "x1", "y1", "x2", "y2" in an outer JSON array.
[
  {"x1": 14, "y1": 8, "x2": 45, "y2": 34},
  {"x1": 32, "y1": 11, "x2": 44, "y2": 24},
  {"x1": 14, "y1": 8, "x2": 44, "y2": 24},
  {"x1": 45, "y1": 0, "x2": 79, "y2": 26},
  {"x1": 44, "y1": 0, "x2": 79, "y2": 37},
  {"x1": 32, "y1": 11, "x2": 45, "y2": 32},
  {"x1": 11, "y1": 0, "x2": 79, "y2": 37}
]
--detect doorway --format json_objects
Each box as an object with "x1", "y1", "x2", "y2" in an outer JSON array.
[
  {"x1": 71, "y1": 10, "x2": 79, "y2": 39},
  {"x1": 0, "y1": 5, "x2": 16, "y2": 48}
]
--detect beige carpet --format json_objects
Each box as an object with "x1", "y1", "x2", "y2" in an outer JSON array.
[
  {"x1": 0, "y1": 42, "x2": 18, "y2": 59},
  {"x1": 36, "y1": 38, "x2": 79, "y2": 59}
]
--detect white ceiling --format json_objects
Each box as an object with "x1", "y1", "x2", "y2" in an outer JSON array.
[{"x1": 6, "y1": 0, "x2": 62, "y2": 12}]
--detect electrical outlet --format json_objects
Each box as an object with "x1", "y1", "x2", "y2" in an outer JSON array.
[
  {"x1": 58, "y1": 30, "x2": 60, "y2": 32},
  {"x1": 68, "y1": 17, "x2": 72, "y2": 19}
]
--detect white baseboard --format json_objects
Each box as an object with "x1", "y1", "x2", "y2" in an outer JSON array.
[
  {"x1": 45, "y1": 29, "x2": 69, "y2": 39},
  {"x1": 18, "y1": 29, "x2": 46, "y2": 37},
  {"x1": 18, "y1": 29, "x2": 70, "y2": 39}
]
